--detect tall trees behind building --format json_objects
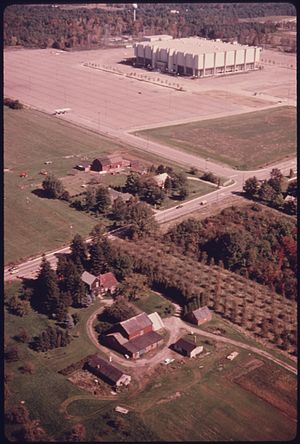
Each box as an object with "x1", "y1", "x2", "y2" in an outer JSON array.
[{"x1": 4, "y1": 3, "x2": 295, "y2": 50}]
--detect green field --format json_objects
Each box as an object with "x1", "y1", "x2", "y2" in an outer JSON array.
[
  {"x1": 134, "y1": 291, "x2": 175, "y2": 318},
  {"x1": 5, "y1": 280, "x2": 296, "y2": 441},
  {"x1": 4, "y1": 107, "x2": 215, "y2": 265},
  {"x1": 134, "y1": 106, "x2": 296, "y2": 170}
]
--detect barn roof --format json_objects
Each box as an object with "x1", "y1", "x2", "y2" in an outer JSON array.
[
  {"x1": 119, "y1": 312, "x2": 152, "y2": 336},
  {"x1": 95, "y1": 154, "x2": 123, "y2": 166},
  {"x1": 148, "y1": 312, "x2": 165, "y2": 331},
  {"x1": 81, "y1": 271, "x2": 97, "y2": 286},
  {"x1": 106, "y1": 332, "x2": 128, "y2": 345},
  {"x1": 174, "y1": 338, "x2": 197, "y2": 353},
  {"x1": 123, "y1": 331, "x2": 163, "y2": 354},
  {"x1": 191, "y1": 306, "x2": 211, "y2": 321},
  {"x1": 99, "y1": 272, "x2": 118, "y2": 289},
  {"x1": 87, "y1": 354, "x2": 124, "y2": 384}
]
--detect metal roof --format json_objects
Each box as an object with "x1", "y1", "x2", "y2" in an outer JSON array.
[
  {"x1": 148, "y1": 312, "x2": 165, "y2": 331},
  {"x1": 119, "y1": 312, "x2": 152, "y2": 336},
  {"x1": 136, "y1": 37, "x2": 251, "y2": 54},
  {"x1": 174, "y1": 338, "x2": 197, "y2": 353},
  {"x1": 86, "y1": 354, "x2": 125, "y2": 384},
  {"x1": 191, "y1": 306, "x2": 211, "y2": 321},
  {"x1": 81, "y1": 271, "x2": 97, "y2": 286},
  {"x1": 123, "y1": 331, "x2": 163, "y2": 354}
]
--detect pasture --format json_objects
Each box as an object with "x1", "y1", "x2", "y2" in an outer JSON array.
[
  {"x1": 5, "y1": 279, "x2": 296, "y2": 442},
  {"x1": 134, "y1": 106, "x2": 296, "y2": 170},
  {"x1": 4, "y1": 107, "x2": 213, "y2": 265}
]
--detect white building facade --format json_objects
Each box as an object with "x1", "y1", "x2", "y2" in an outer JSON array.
[{"x1": 134, "y1": 36, "x2": 261, "y2": 77}]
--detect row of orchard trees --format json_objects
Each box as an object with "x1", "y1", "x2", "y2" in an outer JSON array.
[{"x1": 111, "y1": 237, "x2": 296, "y2": 355}]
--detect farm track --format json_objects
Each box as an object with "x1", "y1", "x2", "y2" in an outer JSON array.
[{"x1": 86, "y1": 304, "x2": 297, "y2": 376}]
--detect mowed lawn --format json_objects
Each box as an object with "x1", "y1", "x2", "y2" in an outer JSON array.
[{"x1": 134, "y1": 106, "x2": 296, "y2": 170}]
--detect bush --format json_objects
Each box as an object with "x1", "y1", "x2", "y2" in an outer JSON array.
[
  {"x1": 4, "y1": 97, "x2": 23, "y2": 109},
  {"x1": 201, "y1": 171, "x2": 219, "y2": 184}
]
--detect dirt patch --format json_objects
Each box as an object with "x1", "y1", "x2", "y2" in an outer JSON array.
[
  {"x1": 67, "y1": 369, "x2": 116, "y2": 397},
  {"x1": 227, "y1": 361, "x2": 297, "y2": 419},
  {"x1": 200, "y1": 90, "x2": 273, "y2": 108},
  {"x1": 157, "y1": 391, "x2": 181, "y2": 405}
]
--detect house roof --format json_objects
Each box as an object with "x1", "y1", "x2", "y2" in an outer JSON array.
[
  {"x1": 119, "y1": 312, "x2": 152, "y2": 336},
  {"x1": 148, "y1": 312, "x2": 165, "y2": 331},
  {"x1": 77, "y1": 161, "x2": 91, "y2": 168},
  {"x1": 87, "y1": 354, "x2": 125, "y2": 384},
  {"x1": 284, "y1": 194, "x2": 296, "y2": 202},
  {"x1": 99, "y1": 272, "x2": 118, "y2": 289},
  {"x1": 191, "y1": 306, "x2": 211, "y2": 321},
  {"x1": 153, "y1": 173, "x2": 169, "y2": 185},
  {"x1": 123, "y1": 331, "x2": 163, "y2": 354},
  {"x1": 174, "y1": 338, "x2": 197, "y2": 353},
  {"x1": 108, "y1": 188, "x2": 132, "y2": 202},
  {"x1": 81, "y1": 271, "x2": 97, "y2": 286}
]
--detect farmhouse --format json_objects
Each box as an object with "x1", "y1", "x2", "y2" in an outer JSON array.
[
  {"x1": 85, "y1": 354, "x2": 131, "y2": 387},
  {"x1": 102, "y1": 312, "x2": 164, "y2": 359},
  {"x1": 172, "y1": 337, "x2": 203, "y2": 358},
  {"x1": 153, "y1": 172, "x2": 170, "y2": 189},
  {"x1": 81, "y1": 271, "x2": 118, "y2": 297},
  {"x1": 184, "y1": 306, "x2": 212, "y2": 326},
  {"x1": 99, "y1": 271, "x2": 119, "y2": 295},
  {"x1": 134, "y1": 36, "x2": 261, "y2": 77},
  {"x1": 108, "y1": 187, "x2": 132, "y2": 203},
  {"x1": 91, "y1": 154, "x2": 128, "y2": 172}
]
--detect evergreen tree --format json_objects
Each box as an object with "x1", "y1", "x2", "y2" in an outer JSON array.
[
  {"x1": 89, "y1": 237, "x2": 108, "y2": 275},
  {"x1": 36, "y1": 255, "x2": 60, "y2": 315},
  {"x1": 95, "y1": 185, "x2": 111, "y2": 214},
  {"x1": 70, "y1": 234, "x2": 88, "y2": 270}
]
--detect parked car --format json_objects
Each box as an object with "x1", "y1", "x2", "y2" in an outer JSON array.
[{"x1": 200, "y1": 200, "x2": 207, "y2": 205}]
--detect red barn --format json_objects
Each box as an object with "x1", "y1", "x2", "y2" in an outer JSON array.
[
  {"x1": 184, "y1": 306, "x2": 212, "y2": 326},
  {"x1": 91, "y1": 154, "x2": 124, "y2": 172},
  {"x1": 117, "y1": 312, "x2": 153, "y2": 340}
]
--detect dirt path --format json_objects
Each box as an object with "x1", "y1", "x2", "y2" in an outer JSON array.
[{"x1": 86, "y1": 305, "x2": 297, "y2": 376}]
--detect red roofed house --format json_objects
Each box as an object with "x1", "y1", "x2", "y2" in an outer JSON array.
[
  {"x1": 98, "y1": 272, "x2": 119, "y2": 295},
  {"x1": 81, "y1": 271, "x2": 118, "y2": 297},
  {"x1": 184, "y1": 306, "x2": 212, "y2": 326}
]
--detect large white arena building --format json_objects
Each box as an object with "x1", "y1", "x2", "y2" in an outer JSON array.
[{"x1": 133, "y1": 36, "x2": 261, "y2": 77}]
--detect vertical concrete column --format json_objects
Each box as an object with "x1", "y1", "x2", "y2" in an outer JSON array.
[
  {"x1": 234, "y1": 50, "x2": 237, "y2": 71},
  {"x1": 151, "y1": 47, "x2": 156, "y2": 69},
  {"x1": 213, "y1": 52, "x2": 217, "y2": 75},
  {"x1": 224, "y1": 51, "x2": 227, "y2": 73},
  {"x1": 244, "y1": 48, "x2": 247, "y2": 70},
  {"x1": 203, "y1": 53, "x2": 206, "y2": 76},
  {"x1": 184, "y1": 53, "x2": 187, "y2": 74}
]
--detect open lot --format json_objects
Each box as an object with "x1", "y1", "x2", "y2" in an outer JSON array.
[
  {"x1": 4, "y1": 106, "x2": 214, "y2": 265},
  {"x1": 134, "y1": 106, "x2": 296, "y2": 170},
  {"x1": 4, "y1": 46, "x2": 296, "y2": 137}
]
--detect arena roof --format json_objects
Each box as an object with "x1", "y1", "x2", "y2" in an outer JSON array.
[{"x1": 136, "y1": 37, "x2": 252, "y2": 53}]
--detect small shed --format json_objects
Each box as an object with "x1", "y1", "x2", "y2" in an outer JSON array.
[
  {"x1": 173, "y1": 338, "x2": 203, "y2": 358},
  {"x1": 76, "y1": 161, "x2": 91, "y2": 172},
  {"x1": 184, "y1": 306, "x2": 212, "y2": 326},
  {"x1": 85, "y1": 354, "x2": 131, "y2": 387}
]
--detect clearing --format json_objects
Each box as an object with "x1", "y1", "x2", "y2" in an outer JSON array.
[{"x1": 134, "y1": 106, "x2": 296, "y2": 170}]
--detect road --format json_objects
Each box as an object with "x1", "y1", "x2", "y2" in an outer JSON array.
[{"x1": 85, "y1": 303, "x2": 297, "y2": 376}]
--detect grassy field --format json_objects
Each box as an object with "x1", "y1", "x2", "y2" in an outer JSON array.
[
  {"x1": 134, "y1": 291, "x2": 175, "y2": 318},
  {"x1": 5, "y1": 280, "x2": 296, "y2": 441},
  {"x1": 134, "y1": 106, "x2": 296, "y2": 170},
  {"x1": 4, "y1": 107, "x2": 215, "y2": 265}
]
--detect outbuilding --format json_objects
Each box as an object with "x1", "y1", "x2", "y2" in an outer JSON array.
[
  {"x1": 172, "y1": 338, "x2": 203, "y2": 358},
  {"x1": 184, "y1": 306, "x2": 212, "y2": 326},
  {"x1": 85, "y1": 354, "x2": 131, "y2": 387}
]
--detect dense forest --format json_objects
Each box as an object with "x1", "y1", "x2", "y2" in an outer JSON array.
[{"x1": 3, "y1": 3, "x2": 296, "y2": 50}]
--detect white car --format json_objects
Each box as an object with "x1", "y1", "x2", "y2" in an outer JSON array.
[{"x1": 163, "y1": 358, "x2": 175, "y2": 365}]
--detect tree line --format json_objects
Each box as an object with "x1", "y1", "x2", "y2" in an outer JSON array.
[{"x1": 4, "y1": 3, "x2": 295, "y2": 50}]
